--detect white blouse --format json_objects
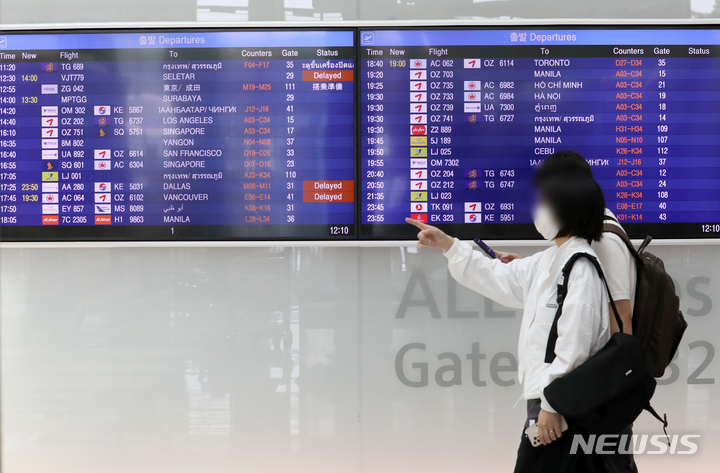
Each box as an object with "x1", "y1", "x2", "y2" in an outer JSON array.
[{"x1": 444, "y1": 236, "x2": 611, "y2": 412}]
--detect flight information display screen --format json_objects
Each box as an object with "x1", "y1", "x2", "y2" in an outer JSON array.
[
  {"x1": 358, "y1": 28, "x2": 720, "y2": 239},
  {"x1": 0, "y1": 29, "x2": 356, "y2": 240}
]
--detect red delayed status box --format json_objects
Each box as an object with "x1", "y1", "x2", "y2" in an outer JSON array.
[
  {"x1": 303, "y1": 180, "x2": 354, "y2": 203},
  {"x1": 302, "y1": 70, "x2": 354, "y2": 82}
]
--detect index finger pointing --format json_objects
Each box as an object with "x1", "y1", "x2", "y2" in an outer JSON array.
[{"x1": 405, "y1": 218, "x2": 429, "y2": 230}]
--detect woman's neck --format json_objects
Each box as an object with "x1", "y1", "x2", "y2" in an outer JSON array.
[{"x1": 555, "y1": 236, "x2": 572, "y2": 247}]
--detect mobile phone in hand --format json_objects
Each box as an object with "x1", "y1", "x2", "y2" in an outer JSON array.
[
  {"x1": 473, "y1": 238, "x2": 497, "y2": 259},
  {"x1": 525, "y1": 417, "x2": 569, "y2": 447}
]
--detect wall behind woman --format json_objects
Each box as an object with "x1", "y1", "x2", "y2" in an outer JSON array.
[
  {"x1": 1, "y1": 244, "x2": 717, "y2": 473},
  {"x1": 0, "y1": 0, "x2": 709, "y2": 23},
  {"x1": 1, "y1": 1, "x2": 718, "y2": 472}
]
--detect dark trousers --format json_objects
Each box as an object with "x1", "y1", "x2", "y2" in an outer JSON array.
[
  {"x1": 602, "y1": 425, "x2": 638, "y2": 473},
  {"x1": 514, "y1": 400, "x2": 608, "y2": 473}
]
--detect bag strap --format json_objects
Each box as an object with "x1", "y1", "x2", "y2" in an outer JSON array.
[
  {"x1": 646, "y1": 404, "x2": 670, "y2": 446},
  {"x1": 602, "y1": 215, "x2": 646, "y2": 263},
  {"x1": 544, "y1": 252, "x2": 623, "y2": 364}
]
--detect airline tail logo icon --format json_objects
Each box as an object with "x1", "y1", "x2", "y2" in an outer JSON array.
[
  {"x1": 94, "y1": 149, "x2": 110, "y2": 160},
  {"x1": 410, "y1": 137, "x2": 427, "y2": 146},
  {"x1": 95, "y1": 204, "x2": 112, "y2": 214},
  {"x1": 411, "y1": 125, "x2": 427, "y2": 135}
]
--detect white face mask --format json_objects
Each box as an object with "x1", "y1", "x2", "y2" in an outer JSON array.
[{"x1": 533, "y1": 203, "x2": 560, "y2": 241}]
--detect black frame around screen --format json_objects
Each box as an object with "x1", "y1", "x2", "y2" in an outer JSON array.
[
  {"x1": 0, "y1": 26, "x2": 358, "y2": 241},
  {"x1": 2, "y1": 25, "x2": 720, "y2": 241}
]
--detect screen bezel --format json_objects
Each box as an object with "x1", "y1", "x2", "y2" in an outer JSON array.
[
  {"x1": 355, "y1": 23, "x2": 720, "y2": 241},
  {"x1": 0, "y1": 26, "x2": 359, "y2": 242},
  {"x1": 3, "y1": 23, "x2": 720, "y2": 241}
]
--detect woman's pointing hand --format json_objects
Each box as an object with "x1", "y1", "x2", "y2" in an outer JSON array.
[{"x1": 406, "y1": 218, "x2": 455, "y2": 252}]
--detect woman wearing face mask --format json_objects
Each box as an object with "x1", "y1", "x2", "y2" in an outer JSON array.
[{"x1": 406, "y1": 170, "x2": 610, "y2": 472}]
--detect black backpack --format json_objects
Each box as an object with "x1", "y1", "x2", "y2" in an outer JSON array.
[
  {"x1": 544, "y1": 253, "x2": 667, "y2": 435},
  {"x1": 602, "y1": 217, "x2": 688, "y2": 377}
]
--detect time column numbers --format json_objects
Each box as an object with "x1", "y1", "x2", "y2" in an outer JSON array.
[
  {"x1": 365, "y1": 59, "x2": 386, "y2": 223},
  {"x1": 0, "y1": 63, "x2": 21, "y2": 223}
]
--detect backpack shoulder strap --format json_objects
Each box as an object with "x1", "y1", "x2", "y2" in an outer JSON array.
[
  {"x1": 602, "y1": 215, "x2": 643, "y2": 262},
  {"x1": 646, "y1": 404, "x2": 670, "y2": 446},
  {"x1": 544, "y1": 252, "x2": 623, "y2": 363}
]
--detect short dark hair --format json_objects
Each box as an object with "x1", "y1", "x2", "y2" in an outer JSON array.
[{"x1": 535, "y1": 152, "x2": 605, "y2": 243}]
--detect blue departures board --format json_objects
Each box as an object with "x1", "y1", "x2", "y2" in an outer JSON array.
[
  {"x1": 359, "y1": 28, "x2": 720, "y2": 240},
  {"x1": 6, "y1": 27, "x2": 720, "y2": 241},
  {"x1": 0, "y1": 29, "x2": 356, "y2": 241}
]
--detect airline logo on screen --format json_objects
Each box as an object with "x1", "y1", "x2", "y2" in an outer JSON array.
[
  {"x1": 42, "y1": 150, "x2": 58, "y2": 160},
  {"x1": 411, "y1": 137, "x2": 427, "y2": 146},
  {"x1": 465, "y1": 202, "x2": 482, "y2": 213},
  {"x1": 94, "y1": 106, "x2": 111, "y2": 116},
  {"x1": 410, "y1": 59, "x2": 427, "y2": 69},
  {"x1": 42, "y1": 204, "x2": 59, "y2": 215},
  {"x1": 94, "y1": 182, "x2": 111, "y2": 192},
  {"x1": 411, "y1": 147, "x2": 427, "y2": 157},
  {"x1": 411, "y1": 169, "x2": 427, "y2": 180},
  {"x1": 411, "y1": 125, "x2": 426, "y2": 135},
  {"x1": 411, "y1": 180, "x2": 427, "y2": 191},
  {"x1": 94, "y1": 149, "x2": 110, "y2": 160}
]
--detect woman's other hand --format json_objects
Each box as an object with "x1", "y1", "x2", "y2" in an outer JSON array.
[
  {"x1": 537, "y1": 409, "x2": 564, "y2": 445},
  {"x1": 495, "y1": 251, "x2": 521, "y2": 264},
  {"x1": 405, "y1": 218, "x2": 455, "y2": 252}
]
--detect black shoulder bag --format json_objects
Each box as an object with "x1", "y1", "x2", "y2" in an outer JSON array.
[{"x1": 542, "y1": 253, "x2": 668, "y2": 437}]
